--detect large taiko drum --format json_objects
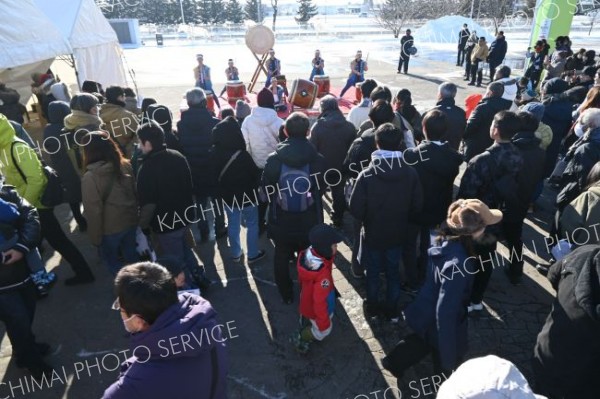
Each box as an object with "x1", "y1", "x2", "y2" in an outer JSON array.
[
  {"x1": 245, "y1": 25, "x2": 275, "y2": 55},
  {"x1": 355, "y1": 82, "x2": 363, "y2": 102},
  {"x1": 289, "y1": 79, "x2": 318, "y2": 109},
  {"x1": 314, "y1": 75, "x2": 330, "y2": 98},
  {"x1": 226, "y1": 80, "x2": 246, "y2": 102},
  {"x1": 204, "y1": 89, "x2": 215, "y2": 113}
]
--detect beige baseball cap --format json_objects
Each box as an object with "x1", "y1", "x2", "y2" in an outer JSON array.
[{"x1": 446, "y1": 199, "x2": 503, "y2": 234}]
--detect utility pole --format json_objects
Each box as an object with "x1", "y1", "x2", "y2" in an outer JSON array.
[
  {"x1": 180, "y1": 0, "x2": 186, "y2": 24},
  {"x1": 258, "y1": 0, "x2": 262, "y2": 22}
]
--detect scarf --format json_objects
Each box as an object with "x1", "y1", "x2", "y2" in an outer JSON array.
[
  {"x1": 64, "y1": 110, "x2": 103, "y2": 131},
  {"x1": 371, "y1": 149, "x2": 402, "y2": 160}
]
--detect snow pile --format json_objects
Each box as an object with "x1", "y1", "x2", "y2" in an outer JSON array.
[{"x1": 415, "y1": 15, "x2": 493, "y2": 46}]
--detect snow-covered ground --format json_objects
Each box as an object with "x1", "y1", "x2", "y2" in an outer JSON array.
[{"x1": 117, "y1": 15, "x2": 600, "y2": 90}]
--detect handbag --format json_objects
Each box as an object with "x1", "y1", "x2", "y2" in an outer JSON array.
[
  {"x1": 10, "y1": 141, "x2": 65, "y2": 207},
  {"x1": 218, "y1": 150, "x2": 241, "y2": 182},
  {"x1": 382, "y1": 333, "x2": 431, "y2": 379}
]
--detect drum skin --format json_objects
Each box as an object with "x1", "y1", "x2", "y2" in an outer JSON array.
[
  {"x1": 245, "y1": 25, "x2": 275, "y2": 54},
  {"x1": 314, "y1": 75, "x2": 330, "y2": 98},
  {"x1": 289, "y1": 79, "x2": 318, "y2": 109}
]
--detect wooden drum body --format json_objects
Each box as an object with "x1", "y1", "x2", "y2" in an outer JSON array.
[
  {"x1": 314, "y1": 75, "x2": 330, "y2": 98},
  {"x1": 289, "y1": 79, "x2": 318, "y2": 109},
  {"x1": 226, "y1": 80, "x2": 246, "y2": 102},
  {"x1": 204, "y1": 90, "x2": 215, "y2": 113},
  {"x1": 355, "y1": 82, "x2": 363, "y2": 102}
]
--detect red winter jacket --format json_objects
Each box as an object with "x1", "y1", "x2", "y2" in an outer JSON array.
[{"x1": 297, "y1": 248, "x2": 336, "y2": 332}]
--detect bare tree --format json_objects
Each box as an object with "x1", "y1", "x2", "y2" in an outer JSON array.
[
  {"x1": 479, "y1": 0, "x2": 515, "y2": 34},
  {"x1": 375, "y1": 0, "x2": 418, "y2": 38},
  {"x1": 414, "y1": 0, "x2": 462, "y2": 19}
]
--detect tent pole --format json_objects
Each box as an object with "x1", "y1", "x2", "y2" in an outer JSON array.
[{"x1": 71, "y1": 54, "x2": 81, "y2": 90}]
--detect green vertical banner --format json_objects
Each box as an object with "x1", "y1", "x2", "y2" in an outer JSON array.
[{"x1": 529, "y1": 0, "x2": 577, "y2": 51}]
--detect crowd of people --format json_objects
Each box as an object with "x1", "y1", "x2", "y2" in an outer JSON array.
[{"x1": 0, "y1": 30, "x2": 599, "y2": 398}]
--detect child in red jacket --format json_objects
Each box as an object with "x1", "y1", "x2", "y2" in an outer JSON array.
[{"x1": 292, "y1": 224, "x2": 344, "y2": 354}]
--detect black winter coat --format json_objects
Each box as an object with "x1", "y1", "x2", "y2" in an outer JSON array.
[
  {"x1": 349, "y1": 153, "x2": 423, "y2": 250},
  {"x1": 401, "y1": 35, "x2": 414, "y2": 56},
  {"x1": 459, "y1": 28, "x2": 470, "y2": 47},
  {"x1": 557, "y1": 128, "x2": 600, "y2": 210},
  {"x1": 404, "y1": 142, "x2": 462, "y2": 227},
  {"x1": 463, "y1": 96, "x2": 512, "y2": 162},
  {"x1": 0, "y1": 86, "x2": 23, "y2": 124},
  {"x1": 542, "y1": 95, "x2": 575, "y2": 176},
  {"x1": 344, "y1": 128, "x2": 377, "y2": 178},
  {"x1": 487, "y1": 37, "x2": 507, "y2": 65},
  {"x1": 211, "y1": 117, "x2": 261, "y2": 208},
  {"x1": 458, "y1": 142, "x2": 523, "y2": 220},
  {"x1": 177, "y1": 106, "x2": 220, "y2": 198},
  {"x1": 0, "y1": 184, "x2": 40, "y2": 290},
  {"x1": 263, "y1": 138, "x2": 326, "y2": 242},
  {"x1": 43, "y1": 101, "x2": 83, "y2": 204},
  {"x1": 431, "y1": 98, "x2": 466, "y2": 151},
  {"x1": 511, "y1": 131, "x2": 546, "y2": 220},
  {"x1": 136, "y1": 147, "x2": 195, "y2": 234},
  {"x1": 309, "y1": 109, "x2": 357, "y2": 175},
  {"x1": 533, "y1": 245, "x2": 600, "y2": 399}
]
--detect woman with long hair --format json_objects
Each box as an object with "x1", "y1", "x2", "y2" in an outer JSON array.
[
  {"x1": 394, "y1": 88, "x2": 423, "y2": 142},
  {"x1": 81, "y1": 132, "x2": 139, "y2": 275},
  {"x1": 57, "y1": 93, "x2": 105, "y2": 232}
]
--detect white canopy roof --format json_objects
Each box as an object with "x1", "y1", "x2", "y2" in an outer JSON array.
[
  {"x1": 0, "y1": 0, "x2": 127, "y2": 103},
  {"x1": 34, "y1": 0, "x2": 120, "y2": 50},
  {"x1": 0, "y1": 0, "x2": 71, "y2": 70}
]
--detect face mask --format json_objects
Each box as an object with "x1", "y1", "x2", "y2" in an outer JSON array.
[{"x1": 122, "y1": 314, "x2": 139, "y2": 333}]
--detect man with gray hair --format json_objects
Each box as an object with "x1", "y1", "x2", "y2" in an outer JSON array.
[
  {"x1": 493, "y1": 65, "x2": 518, "y2": 104},
  {"x1": 177, "y1": 88, "x2": 226, "y2": 242},
  {"x1": 310, "y1": 95, "x2": 357, "y2": 228},
  {"x1": 463, "y1": 81, "x2": 512, "y2": 161},
  {"x1": 430, "y1": 82, "x2": 466, "y2": 151}
]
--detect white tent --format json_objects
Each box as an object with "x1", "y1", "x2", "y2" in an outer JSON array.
[
  {"x1": 0, "y1": 0, "x2": 71, "y2": 101},
  {"x1": 0, "y1": 0, "x2": 128, "y2": 103},
  {"x1": 34, "y1": 0, "x2": 128, "y2": 89}
]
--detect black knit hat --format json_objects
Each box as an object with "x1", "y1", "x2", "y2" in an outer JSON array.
[
  {"x1": 257, "y1": 87, "x2": 275, "y2": 109},
  {"x1": 309, "y1": 224, "x2": 344, "y2": 259}
]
